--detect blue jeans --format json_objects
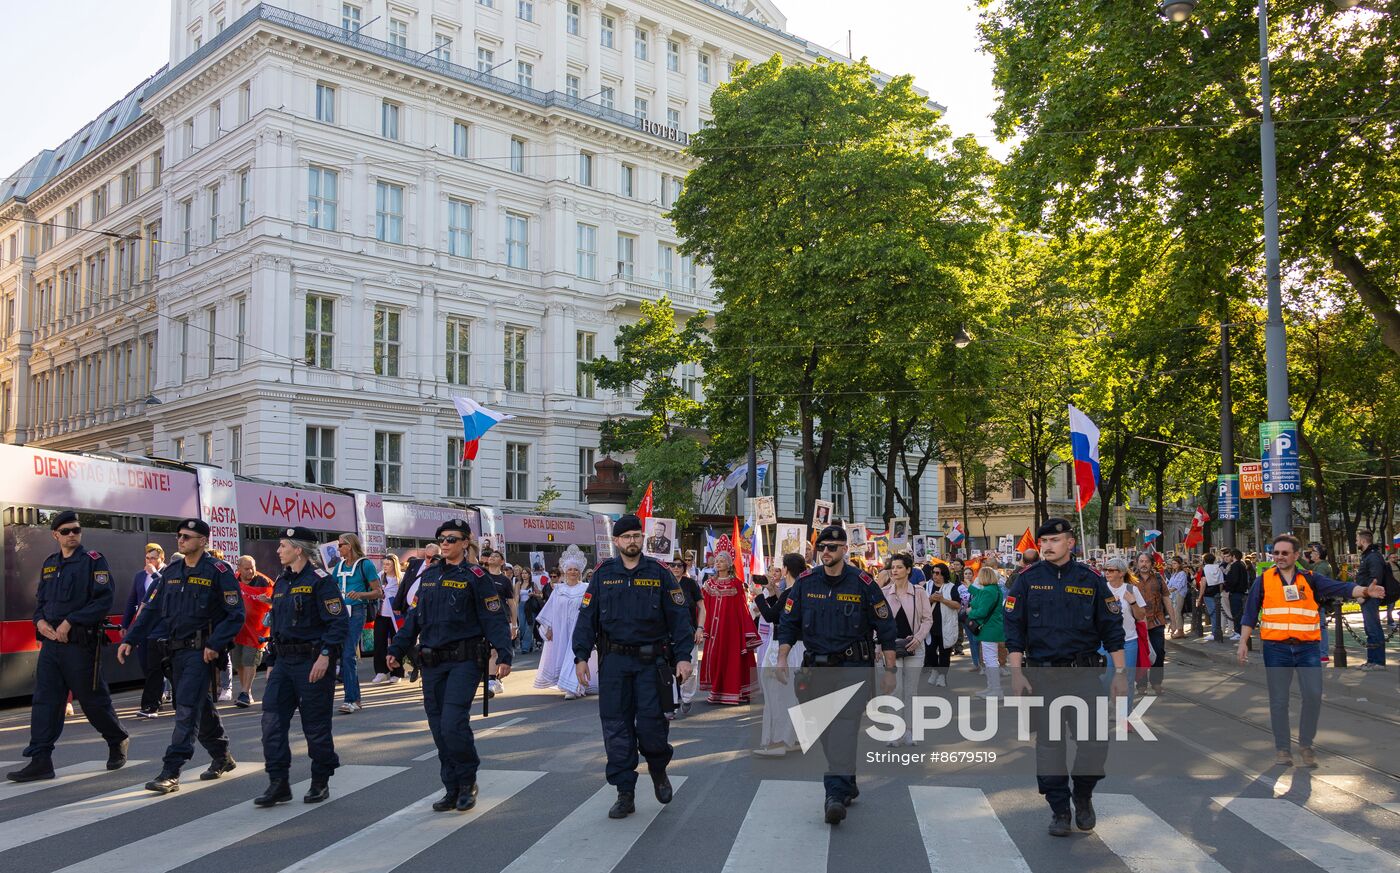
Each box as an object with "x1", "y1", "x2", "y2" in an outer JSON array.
[
  {"x1": 966, "y1": 621, "x2": 982, "y2": 668},
  {"x1": 517, "y1": 600, "x2": 533, "y2": 653},
  {"x1": 1361, "y1": 599, "x2": 1386, "y2": 665},
  {"x1": 1102, "y1": 639, "x2": 1139, "y2": 718},
  {"x1": 1204, "y1": 595, "x2": 1220, "y2": 638},
  {"x1": 1319, "y1": 610, "x2": 1329, "y2": 657},
  {"x1": 1260, "y1": 640, "x2": 1322, "y2": 751},
  {"x1": 341, "y1": 606, "x2": 364, "y2": 703}
]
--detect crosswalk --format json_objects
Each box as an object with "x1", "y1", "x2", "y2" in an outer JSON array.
[{"x1": 1, "y1": 762, "x2": 1396, "y2": 873}]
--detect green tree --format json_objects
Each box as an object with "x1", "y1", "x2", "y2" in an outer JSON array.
[{"x1": 624, "y1": 438, "x2": 706, "y2": 531}]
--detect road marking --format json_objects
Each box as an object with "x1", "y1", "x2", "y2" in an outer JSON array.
[
  {"x1": 1093, "y1": 794, "x2": 1228, "y2": 873},
  {"x1": 722, "y1": 781, "x2": 829, "y2": 873},
  {"x1": 276, "y1": 769, "x2": 543, "y2": 873},
  {"x1": 0, "y1": 765, "x2": 256, "y2": 852},
  {"x1": 909, "y1": 786, "x2": 1030, "y2": 873},
  {"x1": 0, "y1": 760, "x2": 145, "y2": 801},
  {"x1": 1215, "y1": 796, "x2": 1400, "y2": 873},
  {"x1": 500, "y1": 776, "x2": 687, "y2": 873},
  {"x1": 51, "y1": 765, "x2": 403, "y2": 873},
  {"x1": 412, "y1": 716, "x2": 526, "y2": 761}
]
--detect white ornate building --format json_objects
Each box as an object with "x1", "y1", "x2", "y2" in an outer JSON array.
[{"x1": 0, "y1": 0, "x2": 941, "y2": 528}]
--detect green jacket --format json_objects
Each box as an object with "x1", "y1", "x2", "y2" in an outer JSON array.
[{"x1": 968, "y1": 584, "x2": 1005, "y2": 643}]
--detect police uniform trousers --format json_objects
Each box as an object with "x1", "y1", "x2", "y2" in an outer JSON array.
[
  {"x1": 1028, "y1": 665, "x2": 1109, "y2": 811},
  {"x1": 598, "y1": 651, "x2": 672, "y2": 792},
  {"x1": 795, "y1": 662, "x2": 870, "y2": 801},
  {"x1": 24, "y1": 639, "x2": 127, "y2": 758},
  {"x1": 421, "y1": 659, "x2": 484, "y2": 791},
  {"x1": 163, "y1": 646, "x2": 230, "y2": 773},
  {"x1": 260, "y1": 653, "x2": 339, "y2": 782}
]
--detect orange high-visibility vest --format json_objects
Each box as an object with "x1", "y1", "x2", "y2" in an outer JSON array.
[{"x1": 1258, "y1": 567, "x2": 1321, "y2": 642}]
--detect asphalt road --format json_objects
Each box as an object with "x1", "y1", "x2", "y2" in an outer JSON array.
[{"x1": 0, "y1": 643, "x2": 1396, "y2": 873}]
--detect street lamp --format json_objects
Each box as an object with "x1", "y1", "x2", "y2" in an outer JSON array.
[
  {"x1": 1159, "y1": 1, "x2": 1198, "y2": 22},
  {"x1": 953, "y1": 325, "x2": 972, "y2": 349}
]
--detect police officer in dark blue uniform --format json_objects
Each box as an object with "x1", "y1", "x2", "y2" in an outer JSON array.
[
  {"x1": 1004, "y1": 517, "x2": 1126, "y2": 837},
  {"x1": 253, "y1": 526, "x2": 349, "y2": 807},
  {"x1": 572, "y1": 514, "x2": 694, "y2": 820},
  {"x1": 387, "y1": 520, "x2": 512, "y2": 813},
  {"x1": 774, "y1": 524, "x2": 897, "y2": 825},
  {"x1": 119, "y1": 518, "x2": 243, "y2": 794},
  {"x1": 6, "y1": 511, "x2": 130, "y2": 783}
]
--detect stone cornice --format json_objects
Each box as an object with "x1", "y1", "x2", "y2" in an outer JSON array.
[{"x1": 25, "y1": 117, "x2": 164, "y2": 215}]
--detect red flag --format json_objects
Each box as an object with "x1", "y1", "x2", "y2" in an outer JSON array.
[
  {"x1": 1183, "y1": 506, "x2": 1210, "y2": 550},
  {"x1": 1016, "y1": 527, "x2": 1036, "y2": 554},
  {"x1": 636, "y1": 481, "x2": 654, "y2": 526},
  {"x1": 462, "y1": 440, "x2": 481, "y2": 461},
  {"x1": 732, "y1": 516, "x2": 746, "y2": 585}
]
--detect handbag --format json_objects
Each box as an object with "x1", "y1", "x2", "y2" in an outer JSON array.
[{"x1": 891, "y1": 637, "x2": 914, "y2": 658}]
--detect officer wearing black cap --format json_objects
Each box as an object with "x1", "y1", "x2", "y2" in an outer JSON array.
[
  {"x1": 1004, "y1": 517, "x2": 1126, "y2": 837},
  {"x1": 252, "y1": 526, "x2": 349, "y2": 807},
  {"x1": 387, "y1": 519, "x2": 512, "y2": 813},
  {"x1": 572, "y1": 514, "x2": 694, "y2": 820},
  {"x1": 119, "y1": 517, "x2": 243, "y2": 794},
  {"x1": 774, "y1": 523, "x2": 897, "y2": 825},
  {"x1": 6, "y1": 511, "x2": 130, "y2": 783}
]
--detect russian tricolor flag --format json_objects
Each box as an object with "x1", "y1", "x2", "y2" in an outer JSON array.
[
  {"x1": 452, "y1": 397, "x2": 514, "y2": 461},
  {"x1": 947, "y1": 520, "x2": 966, "y2": 545},
  {"x1": 1069, "y1": 404, "x2": 1100, "y2": 512}
]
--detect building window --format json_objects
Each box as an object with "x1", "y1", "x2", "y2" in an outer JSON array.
[
  {"x1": 1065, "y1": 463, "x2": 1075, "y2": 499},
  {"x1": 305, "y1": 294, "x2": 334, "y2": 368},
  {"x1": 503, "y1": 326, "x2": 527, "y2": 392},
  {"x1": 600, "y1": 15, "x2": 615, "y2": 48},
  {"x1": 869, "y1": 473, "x2": 885, "y2": 519},
  {"x1": 517, "y1": 0, "x2": 533, "y2": 22},
  {"x1": 207, "y1": 184, "x2": 220, "y2": 241},
  {"x1": 793, "y1": 462, "x2": 807, "y2": 512},
  {"x1": 698, "y1": 51, "x2": 711, "y2": 83},
  {"x1": 316, "y1": 82, "x2": 336, "y2": 122},
  {"x1": 306, "y1": 426, "x2": 335, "y2": 484},
  {"x1": 210, "y1": 100, "x2": 222, "y2": 140},
  {"x1": 200, "y1": 432, "x2": 214, "y2": 463},
  {"x1": 374, "y1": 431, "x2": 403, "y2": 494},
  {"x1": 477, "y1": 46, "x2": 494, "y2": 73},
  {"x1": 205, "y1": 305, "x2": 217, "y2": 376},
  {"x1": 235, "y1": 296, "x2": 247, "y2": 366},
  {"x1": 178, "y1": 316, "x2": 190, "y2": 382},
  {"x1": 445, "y1": 317, "x2": 471, "y2": 385},
  {"x1": 172, "y1": 437, "x2": 186, "y2": 461},
  {"x1": 616, "y1": 234, "x2": 635, "y2": 278},
  {"x1": 447, "y1": 438, "x2": 472, "y2": 498},
  {"x1": 667, "y1": 39, "x2": 680, "y2": 72},
  {"x1": 388, "y1": 17, "x2": 408, "y2": 49},
  {"x1": 65, "y1": 203, "x2": 80, "y2": 233},
  {"x1": 943, "y1": 467, "x2": 958, "y2": 502},
  {"x1": 381, "y1": 100, "x2": 400, "y2": 140},
  {"x1": 634, "y1": 96, "x2": 648, "y2": 120},
  {"x1": 517, "y1": 60, "x2": 534, "y2": 88},
  {"x1": 341, "y1": 3, "x2": 361, "y2": 34},
  {"x1": 505, "y1": 212, "x2": 528, "y2": 268},
  {"x1": 619, "y1": 163, "x2": 634, "y2": 197},
  {"x1": 376, "y1": 181, "x2": 404, "y2": 243},
  {"x1": 237, "y1": 168, "x2": 250, "y2": 229},
  {"x1": 373, "y1": 305, "x2": 401, "y2": 377},
  {"x1": 434, "y1": 33, "x2": 452, "y2": 63},
  {"x1": 152, "y1": 148, "x2": 163, "y2": 187},
  {"x1": 1012, "y1": 476, "x2": 1027, "y2": 500},
  {"x1": 509, "y1": 137, "x2": 525, "y2": 173},
  {"x1": 121, "y1": 165, "x2": 138, "y2": 204},
  {"x1": 576, "y1": 330, "x2": 595, "y2": 397},
  {"x1": 973, "y1": 468, "x2": 988, "y2": 501},
  {"x1": 307, "y1": 166, "x2": 338, "y2": 230},
  {"x1": 680, "y1": 361, "x2": 698, "y2": 399},
  {"x1": 635, "y1": 27, "x2": 649, "y2": 60},
  {"x1": 566, "y1": 74, "x2": 580, "y2": 98},
  {"x1": 832, "y1": 477, "x2": 851, "y2": 519},
  {"x1": 478, "y1": 0, "x2": 493, "y2": 6},
  {"x1": 229, "y1": 426, "x2": 242, "y2": 475},
  {"x1": 578, "y1": 447, "x2": 595, "y2": 499},
  {"x1": 505, "y1": 442, "x2": 530, "y2": 500},
  {"x1": 578, "y1": 151, "x2": 593, "y2": 186},
  {"x1": 575, "y1": 222, "x2": 597, "y2": 279},
  {"x1": 599, "y1": 85, "x2": 615, "y2": 110},
  {"x1": 183, "y1": 118, "x2": 195, "y2": 156},
  {"x1": 239, "y1": 81, "x2": 251, "y2": 123},
  {"x1": 452, "y1": 120, "x2": 470, "y2": 157},
  {"x1": 447, "y1": 198, "x2": 473, "y2": 257},
  {"x1": 682, "y1": 255, "x2": 697, "y2": 291},
  {"x1": 180, "y1": 198, "x2": 192, "y2": 254},
  {"x1": 566, "y1": 2, "x2": 580, "y2": 35},
  {"x1": 657, "y1": 243, "x2": 675, "y2": 287},
  {"x1": 667, "y1": 107, "x2": 681, "y2": 131}
]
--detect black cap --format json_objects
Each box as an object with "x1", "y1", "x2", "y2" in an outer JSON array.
[
  {"x1": 179, "y1": 518, "x2": 211, "y2": 537},
  {"x1": 435, "y1": 519, "x2": 471, "y2": 538},
  {"x1": 50, "y1": 510, "x2": 79, "y2": 531},
  {"x1": 816, "y1": 524, "x2": 847, "y2": 544},
  {"x1": 1036, "y1": 517, "x2": 1074, "y2": 538},
  {"x1": 283, "y1": 526, "x2": 317, "y2": 542},
  {"x1": 612, "y1": 514, "x2": 643, "y2": 537}
]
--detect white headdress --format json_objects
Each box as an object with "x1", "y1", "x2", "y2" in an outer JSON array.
[{"x1": 559, "y1": 544, "x2": 588, "y2": 573}]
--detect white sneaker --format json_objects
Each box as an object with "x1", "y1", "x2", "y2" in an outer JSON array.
[
  {"x1": 488, "y1": 679, "x2": 504, "y2": 695},
  {"x1": 338, "y1": 701, "x2": 361, "y2": 714},
  {"x1": 935, "y1": 674, "x2": 947, "y2": 687},
  {"x1": 1229, "y1": 633, "x2": 1242, "y2": 641},
  {"x1": 370, "y1": 673, "x2": 389, "y2": 685},
  {"x1": 218, "y1": 689, "x2": 233, "y2": 702},
  {"x1": 1203, "y1": 634, "x2": 1215, "y2": 642},
  {"x1": 751, "y1": 746, "x2": 787, "y2": 758},
  {"x1": 975, "y1": 688, "x2": 1001, "y2": 698},
  {"x1": 926, "y1": 673, "x2": 940, "y2": 685},
  {"x1": 386, "y1": 675, "x2": 402, "y2": 684},
  {"x1": 65, "y1": 703, "x2": 75, "y2": 717}
]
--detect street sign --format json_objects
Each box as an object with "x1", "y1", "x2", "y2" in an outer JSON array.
[
  {"x1": 1258, "y1": 421, "x2": 1301, "y2": 493},
  {"x1": 1239, "y1": 462, "x2": 1266, "y2": 499},
  {"x1": 1308, "y1": 522, "x2": 1321, "y2": 544},
  {"x1": 1112, "y1": 505, "x2": 1128, "y2": 531},
  {"x1": 1216, "y1": 473, "x2": 1240, "y2": 520}
]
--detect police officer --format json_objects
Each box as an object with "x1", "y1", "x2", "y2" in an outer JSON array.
[
  {"x1": 774, "y1": 524, "x2": 897, "y2": 825},
  {"x1": 572, "y1": 514, "x2": 693, "y2": 819},
  {"x1": 253, "y1": 527, "x2": 349, "y2": 806},
  {"x1": 386, "y1": 520, "x2": 512, "y2": 813},
  {"x1": 1003, "y1": 517, "x2": 1126, "y2": 837},
  {"x1": 6, "y1": 511, "x2": 130, "y2": 783},
  {"x1": 118, "y1": 518, "x2": 243, "y2": 794}
]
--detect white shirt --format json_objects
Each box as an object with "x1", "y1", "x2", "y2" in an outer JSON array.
[
  {"x1": 1109, "y1": 582, "x2": 1146, "y2": 641},
  {"x1": 1202, "y1": 563, "x2": 1225, "y2": 591}
]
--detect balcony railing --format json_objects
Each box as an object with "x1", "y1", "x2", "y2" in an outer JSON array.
[{"x1": 605, "y1": 277, "x2": 709, "y2": 312}]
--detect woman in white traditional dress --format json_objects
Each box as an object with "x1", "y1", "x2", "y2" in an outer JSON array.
[
  {"x1": 751, "y1": 553, "x2": 806, "y2": 756},
  {"x1": 533, "y1": 546, "x2": 598, "y2": 699}
]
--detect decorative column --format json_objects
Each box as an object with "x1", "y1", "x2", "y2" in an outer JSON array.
[
  {"x1": 684, "y1": 37, "x2": 700, "y2": 132},
  {"x1": 655, "y1": 25, "x2": 672, "y2": 123},
  {"x1": 620, "y1": 11, "x2": 638, "y2": 114},
  {"x1": 584, "y1": 0, "x2": 603, "y2": 97}
]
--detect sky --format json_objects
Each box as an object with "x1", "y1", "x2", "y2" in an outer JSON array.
[{"x1": 0, "y1": 0, "x2": 1006, "y2": 178}]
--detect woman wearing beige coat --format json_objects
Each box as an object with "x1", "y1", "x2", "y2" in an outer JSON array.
[{"x1": 879, "y1": 554, "x2": 934, "y2": 747}]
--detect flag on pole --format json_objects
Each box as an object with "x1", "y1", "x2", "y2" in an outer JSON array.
[
  {"x1": 1391, "y1": 532, "x2": 1400, "y2": 549},
  {"x1": 636, "y1": 481, "x2": 654, "y2": 527},
  {"x1": 732, "y1": 516, "x2": 747, "y2": 585},
  {"x1": 947, "y1": 520, "x2": 966, "y2": 545},
  {"x1": 1016, "y1": 527, "x2": 1036, "y2": 554},
  {"x1": 749, "y1": 515, "x2": 766, "y2": 577},
  {"x1": 1143, "y1": 530, "x2": 1162, "y2": 544},
  {"x1": 452, "y1": 397, "x2": 514, "y2": 461},
  {"x1": 704, "y1": 528, "x2": 718, "y2": 559},
  {"x1": 1183, "y1": 507, "x2": 1210, "y2": 550},
  {"x1": 1068, "y1": 405, "x2": 1101, "y2": 512}
]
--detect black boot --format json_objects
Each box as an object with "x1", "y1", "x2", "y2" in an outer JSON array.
[
  {"x1": 608, "y1": 792, "x2": 636, "y2": 819},
  {"x1": 200, "y1": 756, "x2": 236, "y2": 781},
  {"x1": 145, "y1": 771, "x2": 180, "y2": 794},
  {"x1": 304, "y1": 780, "x2": 330, "y2": 803},
  {"x1": 1048, "y1": 808, "x2": 1072, "y2": 837},
  {"x1": 651, "y1": 772, "x2": 673, "y2": 804},
  {"x1": 455, "y1": 783, "x2": 479, "y2": 811},
  {"x1": 253, "y1": 778, "x2": 292, "y2": 807},
  {"x1": 1073, "y1": 795, "x2": 1096, "y2": 831},
  {"x1": 432, "y1": 788, "x2": 459, "y2": 812},
  {"x1": 107, "y1": 738, "x2": 130, "y2": 770},
  {"x1": 6, "y1": 756, "x2": 55, "y2": 783},
  {"x1": 824, "y1": 797, "x2": 847, "y2": 825},
  {"x1": 842, "y1": 783, "x2": 860, "y2": 807}
]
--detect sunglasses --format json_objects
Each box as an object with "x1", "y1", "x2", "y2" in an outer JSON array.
[
  {"x1": 816, "y1": 543, "x2": 843, "y2": 553},
  {"x1": 56, "y1": 526, "x2": 82, "y2": 536},
  {"x1": 438, "y1": 535, "x2": 466, "y2": 545},
  {"x1": 175, "y1": 532, "x2": 203, "y2": 541}
]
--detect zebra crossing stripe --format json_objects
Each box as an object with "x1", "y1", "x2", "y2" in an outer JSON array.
[
  {"x1": 276, "y1": 769, "x2": 544, "y2": 873},
  {"x1": 0, "y1": 760, "x2": 146, "y2": 802},
  {"x1": 0, "y1": 764, "x2": 255, "y2": 853},
  {"x1": 1215, "y1": 796, "x2": 1400, "y2": 873},
  {"x1": 909, "y1": 786, "x2": 1030, "y2": 873},
  {"x1": 1093, "y1": 794, "x2": 1228, "y2": 873},
  {"x1": 721, "y1": 781, "x2": 830, "y2": 873},
  {"x1": 499, "y1": 776, "x2": 688, "y2": 873},
  {"x1": 411, "y1": 716, "x2": 527, "y2": 761},
  {"x1": 50, "y1": 765, "x2": 404, "y2": 873}
]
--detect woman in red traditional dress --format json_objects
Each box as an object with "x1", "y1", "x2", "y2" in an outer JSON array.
[{"x1": 699, "y1": 549, "x2": 760, "y2": 704}]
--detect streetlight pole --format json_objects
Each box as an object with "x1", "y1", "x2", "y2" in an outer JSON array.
[{"x1": 1219, "y1": 320, "x2": 1236, "y2": 549}]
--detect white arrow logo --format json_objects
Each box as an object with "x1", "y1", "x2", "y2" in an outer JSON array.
[{"x1": 786, "y1": 681, "x2": 866, "y2": 753}]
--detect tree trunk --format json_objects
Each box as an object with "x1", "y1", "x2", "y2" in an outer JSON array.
[
  {"x1": 1384, "y1": 444, "x2": 1394, "y2": 546},
  {"x1": 1299, "y1": 430, "x2": 1332, "y2": 552},
  {"x1": 1154, "y1": 461, "x2": 1166, "y2": 534},
  {"x1": 1328, "y1": 242, "x2": 1400, "y2": 360}
]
